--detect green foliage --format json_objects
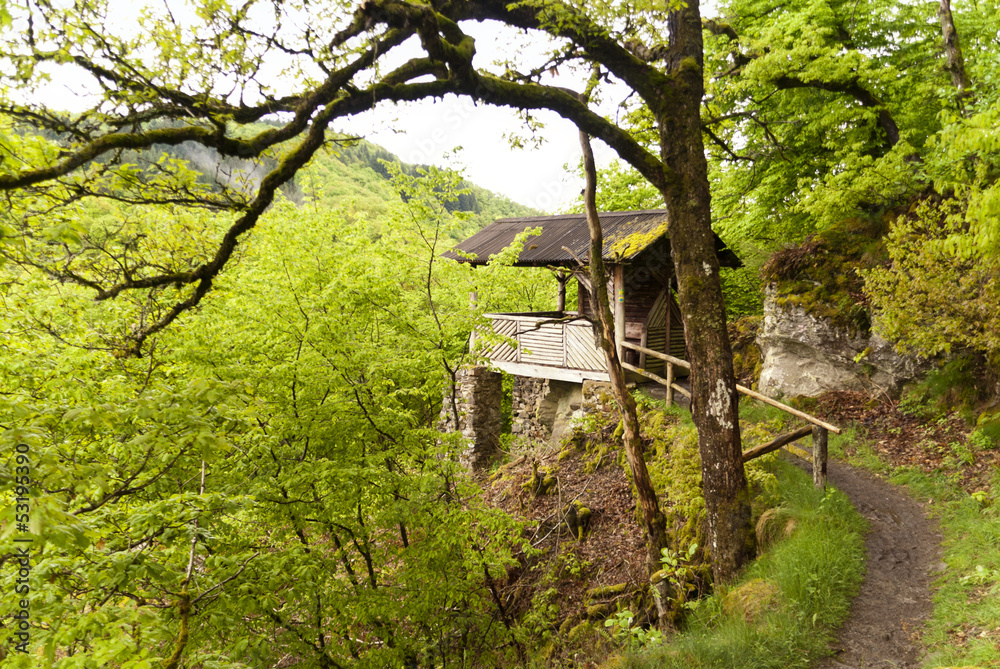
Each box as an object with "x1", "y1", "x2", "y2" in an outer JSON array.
[
  {"x1": 864, "y1": 196, "x2": 1000, "y2": 362},
  {"x1": 897, "y1": 356, "x2": 992, "y2": 421},
  {"x1": 0, "y1": 164, "x2": 540, "y2": 666},
  {"x1": 620, "y1": 460, "x2": 867, "y2": 669},
  {"x1": 719, "y1": 266, "x2": 764, "y2": 318},
  {"x1": 653, "y1": 542, "x2": 703, "y2": 616},
  {"x1": 643, "y1": 413, "x2": 709, "y2": 568},
  {"x1": 604, "y1": 609, "x2": 663, "y2": 649},
  {"x1": 706, "y1": 0, "x2": 948, "y2": 246}
]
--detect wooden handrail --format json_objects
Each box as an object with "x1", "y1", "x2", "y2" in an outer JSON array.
[
  {"x1": 741, "y1": 425, "x2": 813, "y2": 463},
  {"x1": 621, "y1": 362, "x2": 690, "y2": 399},
  {"x1": 620, "y1": 341, "x2": 841, "y2": 434}
]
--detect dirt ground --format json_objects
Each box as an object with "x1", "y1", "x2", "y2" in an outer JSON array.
[
  {"x1": 801, "y1": 458, "x2": 943, "y2": 668},
  {"x1": 807, "y1": 391, "x2": 970, "y2": 668}
]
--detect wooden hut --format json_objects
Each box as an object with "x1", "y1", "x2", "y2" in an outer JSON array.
[{"x1": 444, "y1": 209, "x2": 741, "y2": 383}]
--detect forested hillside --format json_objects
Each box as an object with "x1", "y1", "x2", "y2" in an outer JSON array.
[{"x1": 148, "y1": 124, "x2": 537, "y2": 239}]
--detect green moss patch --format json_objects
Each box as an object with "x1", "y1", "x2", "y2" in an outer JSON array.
[{"x1": 762, "y1": 215, "x2": 890, "y2": 334}]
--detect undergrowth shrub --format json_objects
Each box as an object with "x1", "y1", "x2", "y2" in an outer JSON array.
[{"x1": 899, "y1": 354, "x2": 998, "y2": 423}]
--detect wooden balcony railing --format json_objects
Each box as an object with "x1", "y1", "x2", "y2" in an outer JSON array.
[{"x1": 477, "y1": 312, "x2": 609, "y2": 383}]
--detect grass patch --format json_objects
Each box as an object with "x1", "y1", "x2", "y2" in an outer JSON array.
[
  {"x1": 884, "y1": 467, "x2": 1000, "y2": 668},
  {"x1": 617, "y1": 458, "x2": 867, "y2": 669}
]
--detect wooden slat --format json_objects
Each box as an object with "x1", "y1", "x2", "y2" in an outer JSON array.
[
  {"x1": 484, "y1": 317, "x2": 519, "y2": 362},
  {"x1": 565, "y1": 325, "x2": 605, "y2": 371}
]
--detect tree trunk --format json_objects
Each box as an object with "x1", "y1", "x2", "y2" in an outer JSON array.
[
  {"x1": 938, "y1": 0, "x2": 970, "y2": 97},
  {"x1": 654, "y1": 1, "x2": 753, "y2": 583},
  {"x1": 580, "y1": 130, "x2": 671, "y2": 620}
]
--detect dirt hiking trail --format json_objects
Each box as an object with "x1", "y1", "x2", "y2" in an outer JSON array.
[{"x1": 807, "y1": 458, "x2": 943, "y2": 669}]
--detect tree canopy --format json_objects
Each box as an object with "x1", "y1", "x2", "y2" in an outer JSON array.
[{"x1": 0, "y1": 0, "x2": 758, "y2": 585}]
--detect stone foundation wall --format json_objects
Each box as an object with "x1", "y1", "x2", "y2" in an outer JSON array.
[
  {"x1": 440, "y1": 366, "x2": 502, "y2": 470},
  {"x1": 511, "y1": 377, "x2": 585, "y2": 444},
  {"x1": 442, "y1": 369, "x2": 611, "y2": 467},
  {"x1": 581, "y1": 380, "x2": 616, "y2": 414}
]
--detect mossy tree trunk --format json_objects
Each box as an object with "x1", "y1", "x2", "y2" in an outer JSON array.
[{"x1": 648, "y1": 4, "x2": 754, "y2": 582}]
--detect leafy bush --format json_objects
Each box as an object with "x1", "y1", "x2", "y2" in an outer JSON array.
[{"x1": 864, "y1": 197, "x2": 1000, "y2": 363}]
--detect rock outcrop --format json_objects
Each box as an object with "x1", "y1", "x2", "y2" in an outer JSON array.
[{"x1": 757, "y1": 288, "x2": 932, "y2": 399}]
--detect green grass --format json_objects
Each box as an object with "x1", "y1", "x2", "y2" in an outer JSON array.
[
  {"x1": 829, "y1": 427, "x2": 1000, "y2": 668},
  {"x1": 620, "y1": 458, "x2": 867, "y2": 669}
]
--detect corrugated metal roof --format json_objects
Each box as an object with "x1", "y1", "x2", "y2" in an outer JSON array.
[{"x1": 443, "y1": 209, "x2": 740, "y2": 267}]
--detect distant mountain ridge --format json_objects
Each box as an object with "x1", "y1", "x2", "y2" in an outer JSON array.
[{"x1": 150, "y1": 121, "x2": 540, "y2": 239}]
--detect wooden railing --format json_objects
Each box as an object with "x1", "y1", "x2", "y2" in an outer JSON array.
[
  {"x1": 478, "y1": 312, "x2": 609, "y2": 382},
  {"x1": 620, "y1": 341, "x2": 839, "y2": 488}
]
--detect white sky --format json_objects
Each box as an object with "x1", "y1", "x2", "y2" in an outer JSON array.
[
  {"x1": 16, "y1": 7, "x2": 657, "y2": 213},
  {"x1": 336, "y1": 96, "x2": 598, "y2": 213},
  {"x1": 326, "y1": 19, "x2": 623, "y2": 212}
]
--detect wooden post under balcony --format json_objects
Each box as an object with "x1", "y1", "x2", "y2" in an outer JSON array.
[
  {"x1": 556, "y1": 271, "x2": 567, "y2": 315},
  {"x1": 614, "y1": 265, "x2": 625, "y2": 358}
]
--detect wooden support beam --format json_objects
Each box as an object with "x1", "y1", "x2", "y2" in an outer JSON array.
[
  {"x1": 785, "y1": 444, "x2": 813, "y2": 461},
  {"x1": 469, "y1": 291, "x2": 478, "y2": 351},
  {"x1": 556, "y1": 271, "x2": 567, "y2": 315},
  {"x1": 741, "y1": 425, "x2": 814, "y2": 463},
  {"x1": 486, "y1": 360, "x2": 610, "y2": 383},
  {"x1": 613, "y1": 264, "x2": 625, "y2": 359},
  {"x1": 665, "y1": 362, "x2": 674, "y2": 407},
  {"x1": 665, "y1": 285, "x2": 672, "y2": 374},
  {"x1": 621, "y1": 340, "x2": 689, "y2": 367},
  {"x1": 621, "y1": 361, "x2": 667, "y2": 385},
  {"x1": 620, "y1": 362, "x2": 690, "y2": 399},
  {"x1": 639, "y1": 321, "x2": 648, "y2": 369}
]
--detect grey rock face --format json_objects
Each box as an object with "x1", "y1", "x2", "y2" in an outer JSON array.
[{"x1": 757, "y1": 288, "x2": 931, "y2": 399}]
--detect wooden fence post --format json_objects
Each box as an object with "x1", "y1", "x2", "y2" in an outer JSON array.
[
  {"x1": 812, "y1": 426, "x2": 828, "y2": 489},
  {"x1": 665, "y1": 361, "x2": 674, "y2": 407}
]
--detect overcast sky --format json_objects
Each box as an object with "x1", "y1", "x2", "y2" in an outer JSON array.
[
  {"x1": 331, "y1": 19, "x2": 624, "y2": 213},
  {"x1": 337, "y1": 95, "x2": 597, "y2": 213},
  {"x1": 20, "y1": 9, "x2": 651, "y2": 213}
]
